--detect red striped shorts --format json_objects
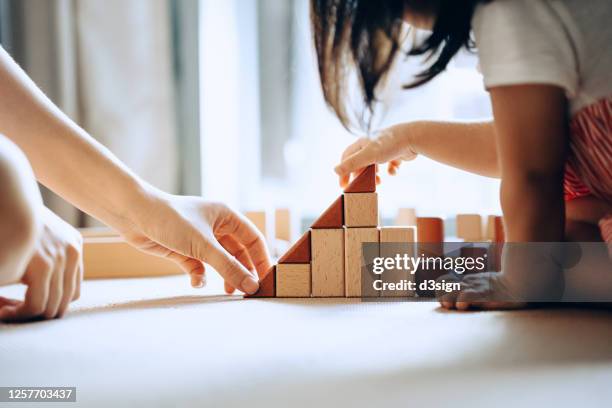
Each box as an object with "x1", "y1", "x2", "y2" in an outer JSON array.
[{"x1": 564, "y1": 97, "x2": 612, "y2": 243}]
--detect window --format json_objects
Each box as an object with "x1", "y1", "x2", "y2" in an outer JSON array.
[{"x1": 199, "y1": 0, "x2": 500, "y2": 234}]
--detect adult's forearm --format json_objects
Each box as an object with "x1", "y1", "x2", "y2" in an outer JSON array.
[
  {"x1": 0, "y1": 47, "x2": 149, "y2": 229},
  {"x1": 395, "y1": 120, "x2": 499, "y2": 178}
]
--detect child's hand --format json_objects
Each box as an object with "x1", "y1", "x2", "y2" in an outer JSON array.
[
  {"x1": 335, "y1": 127, "x2": 417, "y2": 188},
  {"x1": 0, "y1": 207, "x2": 83, "y2": 322},
  {"x1": 119, "y1": 193, "x2": 271, "y2": 295}
]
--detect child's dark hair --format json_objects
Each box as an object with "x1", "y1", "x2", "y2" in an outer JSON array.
[{"x1": 310, "y1": 0, "x2": 489, "y2": 130}]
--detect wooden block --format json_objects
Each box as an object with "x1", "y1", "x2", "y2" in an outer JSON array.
[
  {"x1": 395, "y1": 208, "x2": 417, "y2": 226},
  {"x1": 276, "y1": 264, "x2": 311, "y2": 297},
  {"x1": 80, "y1": 227, "x2": 119, "y2": 238},
  {"x1": 275, "y1": 208, "x2": 291, "y2": 241},
  {"x1": 311, "y1": 228, "x2": 344, "y2": 297},
  {"x1": 494, "y1": 216, "x2": 505, "y2": 243},
  {"x1": 83, "y1": 236, "x2": 183, "y2": 279},
  {"x1": 311, "y1": 196, "x2": 344, "y2": 229},
  {"x1": 245, "y1": 211, "x2": 267, "y2": 238},
  {"x1": 380, "y1": 227, "x2": 416, "y2": 297},
  {"x1": 245, "y1": 266, "x2": 276, "y2": 298},
  {"x1": 278, "y1": 230, "x2": 311, "y2": 263},
  {"x1": 344, "y1": 193, "x2": 378, "y2": 227},
  {"x1": 344, "y1": 227, "x2": 379, "y2": 297},
  {"x1": 456, "y1": 214, "x2": 483, "y2": 242},
  {"x1": 344, "y1": 164, "x2": 376, "y2": 193},
  {"x1": 417, "y1": 217, "x2": 444, "y2": 243},
  {"x1": 485, "y1": 215, "x2": 496, "y2": 241},
  {"x1": 416, "y1": 218, "x2": 445, "y2": 297}
]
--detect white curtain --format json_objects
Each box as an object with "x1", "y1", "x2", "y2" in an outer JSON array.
[{"x1": 9, "y1": 0, "x2": 179, "y2": 226}]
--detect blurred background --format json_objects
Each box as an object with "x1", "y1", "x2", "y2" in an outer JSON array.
[{"x1": 0, "y1": 0, "x2": 500, "y2": 238}]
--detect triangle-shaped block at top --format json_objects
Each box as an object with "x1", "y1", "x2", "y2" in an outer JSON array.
[
  {"x1": 245, "y1": 266, "x2": 275, "y2": 298},
  {"x1": 344, "y1": 164, "x2": 376, "y2": 193},
  {"x1": 278, "y1": 230, "x2": 311, "y2": 263},
  {"x1": 311, "y1": 196, "x2": 344, "y2": 229}
]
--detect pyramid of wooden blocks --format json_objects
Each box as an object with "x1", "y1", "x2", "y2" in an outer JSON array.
[{"x1": 247, "y1": 164, "x2": 397, "y2": 299}]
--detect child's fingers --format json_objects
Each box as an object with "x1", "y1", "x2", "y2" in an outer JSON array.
[
  {"x1": 340, "y1": 137, "x2": 369, "y2": 162},
  {"x1": 335, "y1": 148, "x2": 376, "y2": 180}
]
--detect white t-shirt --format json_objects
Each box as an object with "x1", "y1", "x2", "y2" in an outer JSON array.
[{"x1": 472, "y1": 0, "x2": 612, "y2": 116}]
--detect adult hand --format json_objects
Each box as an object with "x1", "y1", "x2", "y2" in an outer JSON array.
[
  {"x1": 119, "y1": 192, "x2": 271, "y2": 295},
  {"x1": 0, "y1": 207, "x2": 83, "y2": 322}
]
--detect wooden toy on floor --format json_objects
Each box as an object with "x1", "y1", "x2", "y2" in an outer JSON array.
[
  {"x1": 246, "y1": 165, "x2": 505, "y2": 299},
  {"x1": 81, "y1": 229, "x2": 183, "y2": 279}
]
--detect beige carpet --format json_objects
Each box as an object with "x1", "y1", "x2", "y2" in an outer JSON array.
[{"x1": 1, "y1": 274, "x2": 611, "y2": 407}]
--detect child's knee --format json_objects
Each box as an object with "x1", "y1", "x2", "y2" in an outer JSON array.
[{"x1": 0, "y1": 134, "x2": 41, "y2": 283}]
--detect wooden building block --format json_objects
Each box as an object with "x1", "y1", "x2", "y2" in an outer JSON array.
[
  {"x1": 245, "y1": 266, "x2": 276, "y2": 298},
  {"x1": 344, "y1": 227, "x2": 379, "y2": 297},
  {"x1": 344, "y1": 164, "x2": 376, "y2": 193},
  {"x1": 344, "y1": 193, "x2": 378, "y2": 227},
  {"x1": 417, "y1": 217, "x2": 444, "y2": 243},
  {"x1": 311, "y1": 229, "x2": 345, "y2": 297},
  {"x1": 395, "y1": 208, "x2": 417, "y2": 227},
  {"x1": 276, "y1": 264, "x2": 311, "y2": 297},
  {"x1": 380, "y1": 227, "x2": 416, "y2": 297},
  {"x1": 245, "y1": 211, "x2": 267, "y2": 238},
  {"x1": 83, "y1": 236, "x2": 183, "y2": 279},
  {"x1": 456, "y1": 214, "x2": 483, "y2": 242},
  {"x1": 416, "y1": 218, "x2": 445, "y2": 297},
  {"x1": 311, "y1": 196, "x2": 344, "y2": 229},
  {"x1": 485, "y1": 215, "x2": 497, "y2": 241},
  {"x1": 275, "y1": 208, "x2": 291, "y2": 241},
  {"x1": 492, "y1": 216, "x2": 505, "y2": 271},
  {"x1": 278, "y1": 230, "x2": 311, "y2": 264}
]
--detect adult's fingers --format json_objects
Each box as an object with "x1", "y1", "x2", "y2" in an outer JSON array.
[
  {"x1": 218, "y1": 212, "x2": 271, "y2": 279},
  {"x1": 205, "y1": 242, "x2": 259, "y2": 295},
  {"x1": 0, "y1": 258, "x2": 51, "y2": 322},
  {"x1": 218, "y1": 235, "x2": 255, "y2": 294},
  {"x1": 163, "y1": 246, "x2": 207, "y2": 288},
  {"x1": 73, "y1": 258, "x2": 83, "y2": 301},
  {"x1": 58, "y1": 246, "x2": 79, "y2": 317},
  {"x1": 44, "y1": 251, "x2": 65, "y2": 319}
]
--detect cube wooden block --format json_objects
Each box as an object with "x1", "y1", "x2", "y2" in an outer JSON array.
[
  {"x1": 275, "y1": 208, "x2": 291, "y2": 241},
  {"x1": 344, "y1": 227, "x2": 379, "y2": 297},
  {"x1": 245, "y1": 211, "x2": 267, "y2": 238},
  {"x1": 485, "y1": 215, "x2": 497, "y2": 241},
  {"x1": 456, "y1": 214, "x2": 482, "y2": 242},
  {"x1": 344, "y1": 193, "x2": 378, "y2": 227},
  {"x1": 82, "y1": 236, "x2": 183, "y2": 279},
  {"x1": 395, "y1": 208, "x2": 417, "y2": 227},
  {"x1": 311, "y1": 228, "x2": 345, "y2": 297},
  {"x1": 276, "y1": 264, "x2": 311, "y2": 297},
  {"x1": 380, "y1": 227, "x2": 416, "y2": 297}
]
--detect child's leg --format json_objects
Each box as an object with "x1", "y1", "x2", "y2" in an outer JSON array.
[
  {"x1": 0, "y1": 134, "x2": 41, "y2": 286},
  {"x1": 565, "y1": 196, "x2": 612, "y2": 242}
]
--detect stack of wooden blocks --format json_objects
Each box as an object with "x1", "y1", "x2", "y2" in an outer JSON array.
[{"x1": 246, "y1": 165, "x2": 417, "y2": 298}]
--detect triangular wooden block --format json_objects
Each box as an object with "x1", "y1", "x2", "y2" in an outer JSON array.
[
  {"x1": 278, "y1": 230, "x2": 311, "y2": 263},
  {"x1": 311, "y1": 196, "x2": 344, "y2": 229},
  {"x1": 245, "y1": 266, "x2": 276, "y2": 298},
  {"x1": 344, "y1": 164, "x2": 376, "y2": 193}
]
